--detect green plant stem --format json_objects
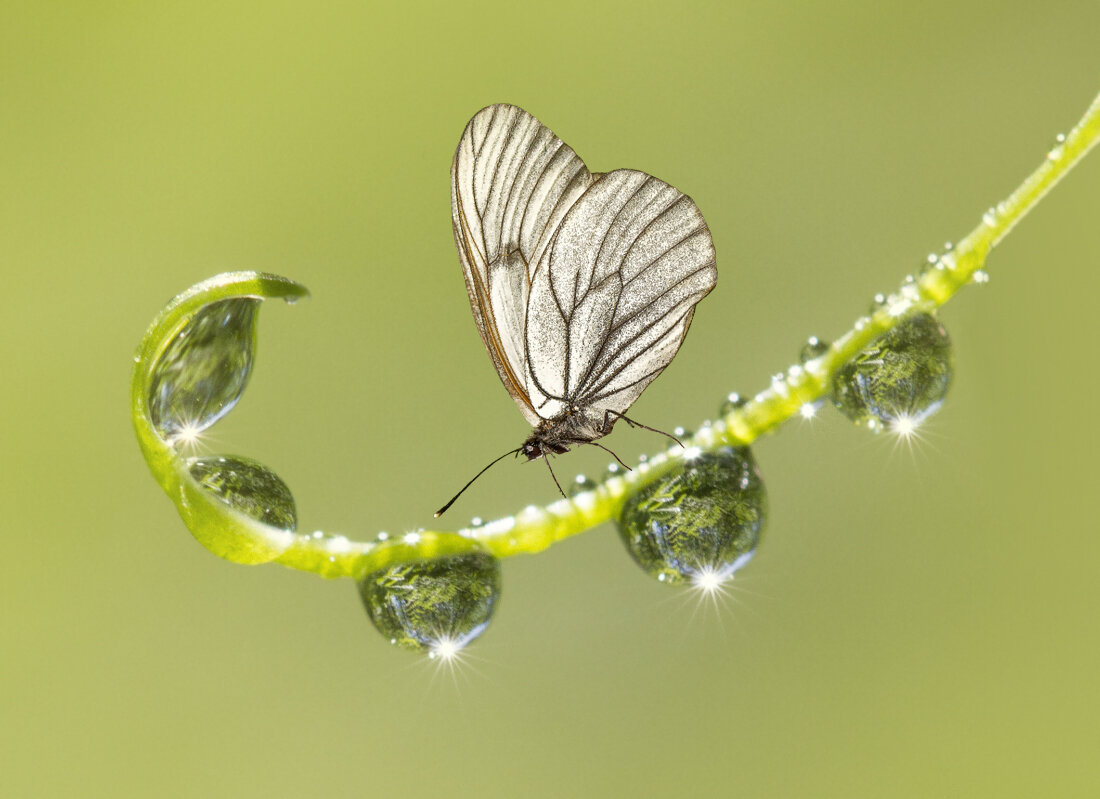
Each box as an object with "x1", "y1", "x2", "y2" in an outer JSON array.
[{"x1": 267, "y1": 91, "x2": 1100, "y2": 579}]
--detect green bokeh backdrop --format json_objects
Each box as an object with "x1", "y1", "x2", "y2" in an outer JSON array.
[{"x1": 3, "y1": 2, "x2": 1098, "y2": 796}]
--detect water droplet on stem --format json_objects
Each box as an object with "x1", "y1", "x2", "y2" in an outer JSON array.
[
  {"x1": 357, "y1": 551, "x2": 501, "y2": 654},
  {"x1": 617, "y1": 447, "x2": 767, "y2": 586},
  {"x1": 832, "y1": 312, "x2": 953, "y2": 429},
  {"x1": 187, "y1": 454, "x2": 297, "y2": 531},
  {"x1": 147, "y1": 298, "x2": 260, "y2": 441}
]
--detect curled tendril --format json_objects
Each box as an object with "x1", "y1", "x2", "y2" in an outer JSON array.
[{"x1": 131, "y1": 272, "x2": 310, "y2": 564}]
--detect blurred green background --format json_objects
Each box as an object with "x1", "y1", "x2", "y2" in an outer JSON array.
[{"x1": 3, "y1": 1, "x2": 1099, "y2": 796}]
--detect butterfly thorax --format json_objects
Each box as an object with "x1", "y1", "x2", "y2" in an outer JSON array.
[{"x1": 520, "y1": 406, "x2": 616, "y2": 460}]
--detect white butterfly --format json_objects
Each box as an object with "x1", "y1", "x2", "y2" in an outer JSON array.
[{"x1": 438, "y1": 104, "x2": 716, "y2": 514}]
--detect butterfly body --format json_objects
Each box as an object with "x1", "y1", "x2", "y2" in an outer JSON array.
[
  {"x1": 519, "y1": 405, "x2": 618, "y2": 461},
  {"x1": 438, "y1": 103, "x2": 716, "y2": 512}
]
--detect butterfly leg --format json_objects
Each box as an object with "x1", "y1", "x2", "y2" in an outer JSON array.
[
  {"x1": 585, "y1": 440, "x2": 632, "y2": 472},
  {"x1": 543, "y1": 455, "x2": 566, "y2": 499},
  {"x1": 604, "y1": 410, "x2": 684, "y2": 448}
]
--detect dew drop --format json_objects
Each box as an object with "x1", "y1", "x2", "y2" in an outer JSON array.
[
  {"x1": 870, "y1": 293, "x2": 888, "y2": 313},
  {"x1": 718, "y1": 392, "x2": 746, "y2": 417},
  {"x1": 971, "y1": 270, "x2": 990, "y2": 285},
  {"x1": 603, "y1": 462, "x2": 624, "y2": 481},
  {"x1": 799, "y1": 336, "x2": 830, "y2": 364},
  {"x1": 616, "y1": 446, "x2": 766, "y2": 585},
  {"x1": 569, "y1": 474, "x2": 596, "y2": 497},
  {"x1": 148, "y1": 298, "x2": 260, "y2": 442},
  {"x1": 1047, "y1": 133, "x2": 1066, "y2": 161},
  {"x1": 832, "y1": 312, "x2": 953, "y2": 428},
  {"x1": 673, "y1": 426, "x2": 693, "y2": 440},
  {"x1": 470, "y1": 516, "x2": 483, "y2": 528},
  {"x1": 187, "y1": 454, "x2": 297, "y2": 531},
  {"x1": 357, "y1": 550, "x2": 501, "y2": 654}
]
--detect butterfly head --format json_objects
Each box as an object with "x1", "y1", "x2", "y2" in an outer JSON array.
[{"x1": 520, "y1": 440, "x2": 543, "y2": 460}]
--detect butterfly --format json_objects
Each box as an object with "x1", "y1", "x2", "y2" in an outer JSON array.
[{"x1": 436, "y1": 104, "x2": 717, "y2": 516}]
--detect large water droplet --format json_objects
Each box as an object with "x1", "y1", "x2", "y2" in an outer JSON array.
[
  {"x1": 617, "y1": 446, "x2": 767, "y2": 585},
  {"x1": 358, "y1": 551, "x2": 501, "y2": 654},
  {"x1": 147, "y1": 298, "x2": 259, "y2": 441},
  {"x1": 832, "y1": 312, "x2": 953, "y2": 428},
  {"x1": 187, "y1": 455, "x2": 297, "y2": 531}
]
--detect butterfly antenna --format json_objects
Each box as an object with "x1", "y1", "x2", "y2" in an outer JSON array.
[
  {"x1": 587, "y1": 441, "x2": 632, "y2": 472},
  {"x1": 543, "y1": 456, "x2": 566, "y2": 499},
  {"x1": 435, "y1": 447, "x2": 522, "y2": 517},
  {"x1": 609, "y1": 411, "x2": 684, "y2": 448}
]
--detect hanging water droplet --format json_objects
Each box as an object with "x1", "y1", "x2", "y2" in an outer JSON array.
[
  {"x1": 603, "y1": 462, "x2": 624, "y2": 481},
  {"x1": 357, "y1": 550, "x2": 501, "y2": 654},
  {"x1": 832, "y1": 312, "x2": 953, "y2": 428},
  {"x1": 799, "y1": 336, "x2": 830, "y2": 364},
  {"x1": 469, "y1": 516, "x2": 483, "y2": 528},
  {"x1": 870, "y1": 293, "x2": 887, "y2": 312},
  {"x1": 943, "y1": 241, "x2": 954, "y2": 252},
  {"x1": 187, "y1": 454, "x2": 297, "y2": 531},
  {"x1": 616, "y1": 446, "x2": 767, "y2": 586},
  {"x1": 673, "y1": 426, "x2": 693, "y2": 439},
  {"x1": 569, "y1": 474, "x2": 596, "y2": 497},
  {"x1": 971, "y1": 270, "x2": 990, "y2": 285},
  {"x1": 147, "y1": 298, "x2": 260, "y2": 442}
]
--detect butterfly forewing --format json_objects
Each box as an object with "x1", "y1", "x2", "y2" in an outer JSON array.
[{"x1": 451, "y1": 103, "x2": 716, "y2": 435}]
